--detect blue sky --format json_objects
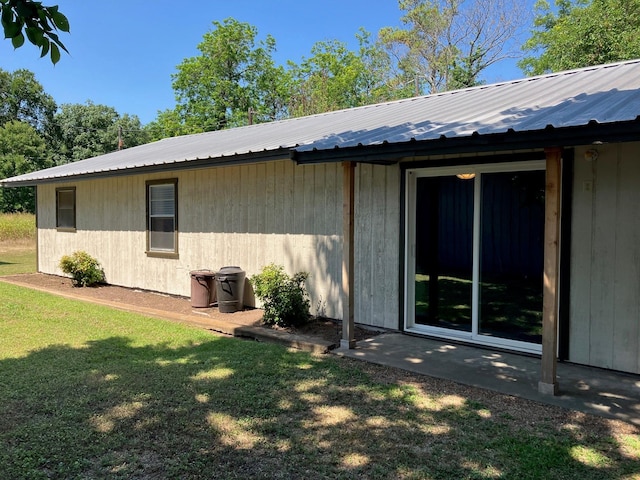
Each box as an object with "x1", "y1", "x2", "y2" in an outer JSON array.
[{"x1": 0, "y1": 0, "x2": 534, "y2": 125}]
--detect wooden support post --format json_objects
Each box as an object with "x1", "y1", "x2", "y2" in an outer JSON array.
[
  {"x1": 341, "y1": 161, "x2": 356, "y2": 349},
  {"x1": 539, "y1": 147, "x2": 562, "y2": 395}
]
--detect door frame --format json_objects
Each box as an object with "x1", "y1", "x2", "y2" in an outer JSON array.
[{"x1": 404, "y1": 160, "x2": 546, "y2": 354}]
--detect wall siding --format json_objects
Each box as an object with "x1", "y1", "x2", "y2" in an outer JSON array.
[
  {"x1": 37, "y1": 159, "x2": 403, "y2": 331},
  {"x1": 354, "y1": 163, "x2": 401, "y2": 329},
  {"x1": 570, "y1": 143, "x2": 640, "y2": 374},
  {"x1": 37, "y1": 160, "x2": 344, "y2": 319}
]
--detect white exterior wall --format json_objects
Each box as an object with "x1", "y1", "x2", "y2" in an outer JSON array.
[
  {"x1": 354, "y1": 163, "x2": 401, "y2": 329},
  {"x1": 570, "y1": 142, "x2": 640, "y2": 374},
  {"x1": 37, "y1": 158, "x2": 404, "y2": 330},
  {"x1": 37, "y1": 160, "x2": 344, "y2": 319}
]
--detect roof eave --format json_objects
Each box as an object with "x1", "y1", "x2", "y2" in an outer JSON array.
[
  {"x1": 293, "y1": 119, "x2": 640, "y2": 164},
  {"x1": 1, "y1": 149, "x2": 293, "y2": 187}
]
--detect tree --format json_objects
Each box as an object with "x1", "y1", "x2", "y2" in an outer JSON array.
[
  {"x1": 0, "y1": 67, "x2": 56, "y2": 134},
  {"x1": 519, "y1": 0, "x2": 640, "y2": 75},
  {"x1": 1, "y1": 0, "x2": 69, "y2": 64},
  {"x1": 145, "y1": 108, "x2": 185, "y2": 142},
  {"x1": 52, "y1": 101, "x2": 149, "y2": 164},
  {"x1": 0, "y1": 68, "x2": 55, "y2": 212},
  {"x1": 288, "y1": 30, "x2": 407, "y2": 117},
  {"x1": 289, "y1": 39, "x2": 369, "y2": 116},
  {"x1": 379, "y1": 0, "x2": 525, "y2": 93},
  {"x1": 0, "y1": 120, "x2": 50, "y2": 212},
  {"x1": 170, "y1": 18, "x2": 290, "y2": 134}
]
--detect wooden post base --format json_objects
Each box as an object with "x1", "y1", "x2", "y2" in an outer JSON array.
[
  {"x1": 538, "y1": 380, "x2": 559, "y2": 396},
  {"x1": 340, "y1": 338, "x2": 356, "y2": 350}
]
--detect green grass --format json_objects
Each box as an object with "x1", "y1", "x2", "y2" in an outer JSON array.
[
  {"x1": 0, "y1": 213, "x2": 36, "y2": 241},
  {"x1": 0, "y1": 282, "x2": 638, "y2": 479},
  {"x1": 0, "y1": 246, "x2": 36, "y2": 275},
  {"x1": 0, "y1": 213, "x2": 37, "y2": 276}
]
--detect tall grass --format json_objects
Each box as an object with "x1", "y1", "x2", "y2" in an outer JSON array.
[{"x1": 0, "y1": 213, "x2": 36, "y2": 242}]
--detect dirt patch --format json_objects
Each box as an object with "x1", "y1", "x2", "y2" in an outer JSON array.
[{"x1": 1, "y1": 273, "x2": 381, "y2": 346}]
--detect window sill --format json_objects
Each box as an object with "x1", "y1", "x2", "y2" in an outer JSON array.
[
  {"x1": 56, "y1": 227, "x2": 77, "y2": 233},
  {"x1": 145, "y1": 251, "x2": 179, "y2": 259}
]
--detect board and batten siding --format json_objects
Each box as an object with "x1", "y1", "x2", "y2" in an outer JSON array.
[
  {"x1": 37, "y1": 160, "x2": 346, "y2": 319},
  {"x1": 570, "y1": 143, "x2": 640, "y2": 374},
  {"x1": 354, "y1": 163, "x2": 401, "y2": 329}
]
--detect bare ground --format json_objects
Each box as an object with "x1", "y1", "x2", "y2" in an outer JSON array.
[{"x1": 1, "y1": 272, "x2": 381, "y2": 345}]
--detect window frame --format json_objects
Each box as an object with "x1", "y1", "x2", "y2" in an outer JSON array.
[
  {"x1": 145, "y1": 178, "x2": 179, "y2": 258},
  {"x1": 56, "y1": 186, "x2": 76, "y2": 232}
]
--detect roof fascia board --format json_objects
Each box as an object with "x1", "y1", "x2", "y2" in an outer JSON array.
[
  {"x1": 1, "y1": 149, "x2": 293, "y2": 187},
  {"x1": 293, "y1": 120, "x2": 640, "y2": 164}
]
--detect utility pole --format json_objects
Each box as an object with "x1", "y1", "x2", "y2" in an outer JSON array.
[{"x1": 117, "y1": 125, "x2": 124, "y2": 150}]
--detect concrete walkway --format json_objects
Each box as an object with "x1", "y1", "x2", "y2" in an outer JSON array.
[{"x1": 335, "y1": 333, "x2": 640, "y2": 426}]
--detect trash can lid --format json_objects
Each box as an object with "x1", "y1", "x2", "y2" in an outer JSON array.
[
  {"x1": 190, "y1": 269, "x2": 215, "y2": 276},
  {"x1": 217, "y1": 266, "x2": 244, "y2": 275}
]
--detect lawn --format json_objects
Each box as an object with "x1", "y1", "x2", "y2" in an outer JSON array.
[
  {"x1": 0, "y1": 281, "x2": 638, "y2": 479},
  {"x1": 0, "y1": 213, "x2": 36, "y2": 276}
]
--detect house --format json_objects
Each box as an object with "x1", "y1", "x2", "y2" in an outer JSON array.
[{"x1": 3, "y1": 59, "x2": 640, "y2": 393}]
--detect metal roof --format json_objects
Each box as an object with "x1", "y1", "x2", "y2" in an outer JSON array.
[{"x1": 4, "y1": 59, "x2": 640, "y2": 186}]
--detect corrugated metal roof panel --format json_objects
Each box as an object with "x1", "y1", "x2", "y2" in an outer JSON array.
[{"x1": 4, "y1": 59, "x2": 640, "y2": 185}]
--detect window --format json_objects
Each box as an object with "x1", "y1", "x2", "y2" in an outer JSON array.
[
  {"x1": 146, "y1": 179, "x2": 178, "y2": 256},
  {"x1": 56, "y1": 187, "x2": 76, "y2": 230}
]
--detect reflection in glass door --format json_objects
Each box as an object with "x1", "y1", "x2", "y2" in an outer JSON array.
[
  {"x1": 415, "y1": 176, "x2": 474, "y2": 332},
  {"x1": 479, "y1": 171, "x2": 544, "y2": 344},
  {"x1": 406, "y1": 162, "x2": 545, "y2": 353}
]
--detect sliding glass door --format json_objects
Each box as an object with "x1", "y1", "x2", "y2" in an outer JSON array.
[{"x1": 405, "y1": 162, "x2": 545, "y2": 353}]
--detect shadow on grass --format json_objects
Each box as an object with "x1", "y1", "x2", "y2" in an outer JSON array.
[{"x1": 0, "y1": 335, "x2": 637, "y2": 479}]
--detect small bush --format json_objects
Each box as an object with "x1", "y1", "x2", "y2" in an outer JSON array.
[
  {"x1": 59, "y1": 251, "x2": 105, "y2": 287},
  {"x1": 250, "y1": 264, "x2": 310, "y2": 327}
]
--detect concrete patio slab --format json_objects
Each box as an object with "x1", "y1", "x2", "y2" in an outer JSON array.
[{"x1": 334, "y1": 333, "x2": 640, "y2": 426}]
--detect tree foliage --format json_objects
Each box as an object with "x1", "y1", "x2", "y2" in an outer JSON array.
[
  {"x1": 52, "y1": 101, "x2": 149, "y2": 164},
  {"x1": 1, "y1": 0, "x2": 69, "y2": 64},
  {"x1": 519, "y1": 0, "x2": 640, "y2": 75},
  {"x1": 0, "y1": 120, "x2": 50, "y2": 212},
  {"x1": 0, "y1": 68, "x2": 56, "y2": 134},
  {"x1": 288, "y1": 30, "x2": 407, "y2": 117},
  {"x1": 169, "y1": 18, "x2": 289, "y2": 134},
  {"x1": 379, "y1": 0, "x2": 525, "y2": 93},
  {"x1": 0, "y1": 68, "x2": 149, "y2": 212}
]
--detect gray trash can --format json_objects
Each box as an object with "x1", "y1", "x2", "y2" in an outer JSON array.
[
  {"x1": 190, "y1": 269, "x2": 216, "y2": 308},
  {"x1": 215, "y1": 266, "x2": 245, "y2": 313}
]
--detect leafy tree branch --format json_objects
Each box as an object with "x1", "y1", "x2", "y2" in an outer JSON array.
[{"x1": 1, "y1": 0, "x2": 69, "y2": 64}]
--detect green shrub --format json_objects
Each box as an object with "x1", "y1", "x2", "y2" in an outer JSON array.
[
  {"x1": 250, "y1": 264, "x2": 310, "y2": 327},
  {"x1": 59, "y1": 251, "x2": 105, "y2": 287}
]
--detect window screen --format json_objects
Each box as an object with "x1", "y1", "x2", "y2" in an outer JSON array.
[
  {"x1": 147, "y1": 180, "x2": 177, "y2": 253},
  {"x1": 56, "y1": 187, "x2": 76, "y2": 229}
]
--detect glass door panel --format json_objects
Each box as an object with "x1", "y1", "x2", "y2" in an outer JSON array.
[
  {"x1": 479, "y1": 171, "x2": 544, "y2": 343},
  {"x1": 415, "y1": 176, "x2": 474, "y2": 332}
]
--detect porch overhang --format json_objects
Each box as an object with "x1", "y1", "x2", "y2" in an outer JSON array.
[{"x1": 292, "y1": 119, "x2": 640, "y2": 165}]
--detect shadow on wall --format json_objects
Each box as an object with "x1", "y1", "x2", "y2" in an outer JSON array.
[{"x1": 278, "y1": 234, "x2": 342, "y2": 320}]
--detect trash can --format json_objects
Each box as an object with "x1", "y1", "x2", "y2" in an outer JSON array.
[
  {"x1": 190, "y1": 269, "x2": 216, "y2": 308},
  {"x1": 215, "y1": 266, "x2": 245, "y2": 313}
]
